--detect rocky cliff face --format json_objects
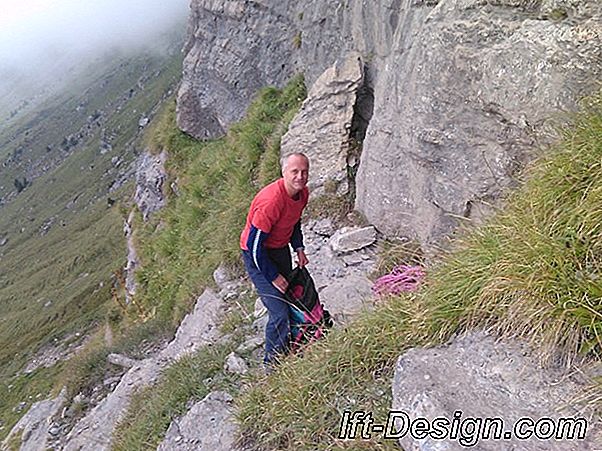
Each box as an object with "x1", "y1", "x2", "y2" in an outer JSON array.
[{"x1": 179, "y1": 0, "x2": 601, "y2": 245}]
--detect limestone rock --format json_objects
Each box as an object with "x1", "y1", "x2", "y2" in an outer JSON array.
[
  {"x1": 303, "y1": 224, "x2": 377, "y2": 292},
  {"x1": 309, "y1": 218, "x2": 335, "y2": 237},
  {"x1": 124, "y1": 210, "x2": 138, "y2": 305},
  {"x1": 253, "y1": 297, "x2": 267, "y2": 319},
  {"x1": 342, "y1": 253, "x2": 364, "y2": 266},
  {"x1": 281, "y1": 54, "x2": 364, "y2": 195},
  {"x1": 392, "y1": 332, "x2": 602, "y2": 450},
  {"x1": 2, "y1": 389, "x2": 66, "y2": 451},
  {"x1": 134, "y1": 150, "x2": 167, "y2": 221},
  {"x1": 159, "y1": 289, "x2": 225, "y2": 362},
  {"x1": 63, "y1": 289, "x2": 224, "y2": 450},
  {"x1": 157, "y1": 391, "x2": 238, "y2": 451},
  {"x1": 329, "y1": 226, "x2": 377, "y2": 254},
  {"x1": 354, "y1": 0, "x2": 602, "y2": 245},
  {"x1": 252, "y1": 315, "x2": 268, "y2": 334},
  {"x1": 236, "y1": 336, "x2": 264, "y2": 354},
  {"x1": 319, "y1": 273, "x2": 373, "y2": 323},
  {"x1": 213, "y1": 263, "x2": 235, "y2": 290},
  {"x1": 107, "y1": 353, "x2": 138, "y2": 369},
  {"x1": 224, "y1": 352, "x2": 249, "y2": 375}
]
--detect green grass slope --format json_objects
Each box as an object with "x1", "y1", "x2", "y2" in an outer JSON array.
[{"x1": 0, "y1": 43, "x2": 183, "y2": 440}]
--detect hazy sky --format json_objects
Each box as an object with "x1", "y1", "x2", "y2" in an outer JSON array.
[{"x1": 0, "y1": 0, "x2": 189, "y2": 73}]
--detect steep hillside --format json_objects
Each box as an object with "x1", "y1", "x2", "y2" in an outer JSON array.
[
  {"x1": 0, "y1": 33, "x2": 184, "y2": 440},
  {"x1": 2, "y1": 1, "x2": 600, "y2": 449},
  {"x1": 72, "y1": 86, "x2": 600, "y2": 451}
]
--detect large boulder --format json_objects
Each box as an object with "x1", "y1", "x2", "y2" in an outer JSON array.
[
  {"x1": 355, "y1": 0, "x2": 602, "y2": 244},
  {"x1": 281, "y1": 54, "x2": 364, "y2": 195},
  {"x1": 391, "y1": 331, "x2": 602, "y2": 450}
]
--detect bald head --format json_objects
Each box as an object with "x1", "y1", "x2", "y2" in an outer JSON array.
[
  {"x1": 281, "y1": 153, "x2": 309, "y2": 197},
  {"x1": 281, "y1": 153, "x2": 309, "y2": 172}
]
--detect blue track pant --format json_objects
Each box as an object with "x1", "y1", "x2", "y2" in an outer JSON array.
[{"x1": 242, "y1": 247, "x2": 292, "y2": 364}]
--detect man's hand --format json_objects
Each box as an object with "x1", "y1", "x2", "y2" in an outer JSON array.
[
  {"x1": 296, "y1": 249, "x2": 309, "y2": 267},
  {"x1": 272, "y1": 274, "x2": 289, "y2": 293}
]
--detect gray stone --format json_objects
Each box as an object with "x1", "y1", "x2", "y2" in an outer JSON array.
[
  {"x1": 329, "y1": 226, "x2": 377, "y2": 254},
  {"x1": 134, "y1": 150, "x2": 168, "y2": 221},
  {"x1": 252, "y1": 315, "x2": 268, "y2": 333},
  {"x1": 342, "y1": 253, "x2": 364, "y2": 267},
  {"x1": 224, "y1": 352, "x2": 249, "y2": 375},
  {"x1": 0, "y1": 237, "x2": 7, "y2": 246},
  {"x1": 281, "y1": 54, "x2": 364, "y2": 195},
  {"x1": 213, "y1": 263, "x2": 234, "y2": 290},
  {"x1": 319, "y1": 273, "x2": 373, "y2": 323},
  {"x1": 223, "y1": 291, "x2": 238, "y2": 301},
  {"x1": 2, "y1": 389, "x2": 66, "y2": 451},
  {"x1": 253, "y1": 297, "x2": 267, "y2": 319},
  {"x1": 236, "y1": 336, "x2": 264, "y2": 354},
  {"x1": 310, "y1": 218, "x2": 335, "y2": 237},
  {"x1": 107, "y1": 353, "x2": 138, "y2": 369},
  {"x1": 392, "y1": 331, "x2": 602, "y2": 450},
  {"x1": 15, "y1": 402, "x2": 27, "y2": 412},
  {"x1": 138, "y1": 116, "x2": 149, "y2": 128},
  {"x1": 103, "y1": 376, "x2": 121, "y2": 387},
  {"x1": 48, "y1": 424, "x2": 61, "y2": 437},
  {"x1": 157, "y1": 391, "x2": 239, "y2": 451},
  {"x1": 159, "y1": 289, "x2": 225, "y2": 361}
]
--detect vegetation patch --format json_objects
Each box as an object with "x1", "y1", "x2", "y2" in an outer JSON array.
[
  {"x1": 132, "y1": 75, "x2": 306, "y2": 326},
  {"x1": 236, "y1": 94, "x2": 602, "y2": 449},
  {"x1": 107, "y1": 76, "x2": 306, "y2": 448}
]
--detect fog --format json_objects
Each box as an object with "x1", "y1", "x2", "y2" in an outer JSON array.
[{"x1": 0, "y1": 0, "x2": 189, "y2": 112}]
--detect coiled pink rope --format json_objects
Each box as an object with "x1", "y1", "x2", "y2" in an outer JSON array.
[{"x1": 372, "y1": 265, "x2": 425, "y2": 296}]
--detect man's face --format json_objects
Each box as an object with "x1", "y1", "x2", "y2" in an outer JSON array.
[{"x1": 283, "y1": 155, "x2": 309, "y2": 196}]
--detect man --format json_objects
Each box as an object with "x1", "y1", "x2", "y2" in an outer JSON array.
[{"x1": 240, "y1": 152, "x2": 310, "y2": 367}]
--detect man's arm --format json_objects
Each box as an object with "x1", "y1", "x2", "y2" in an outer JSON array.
[
  {"x1": 246, "y1": 224, "x2": 289, "y2": 292},
  {"x1": 247, "y1": 225, "x2": 279, "y2": 281}
]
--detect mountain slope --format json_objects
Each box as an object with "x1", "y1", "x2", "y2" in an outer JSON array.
[{"x1": 0, "y1": 31, "x2": 184, "y2": 440}]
